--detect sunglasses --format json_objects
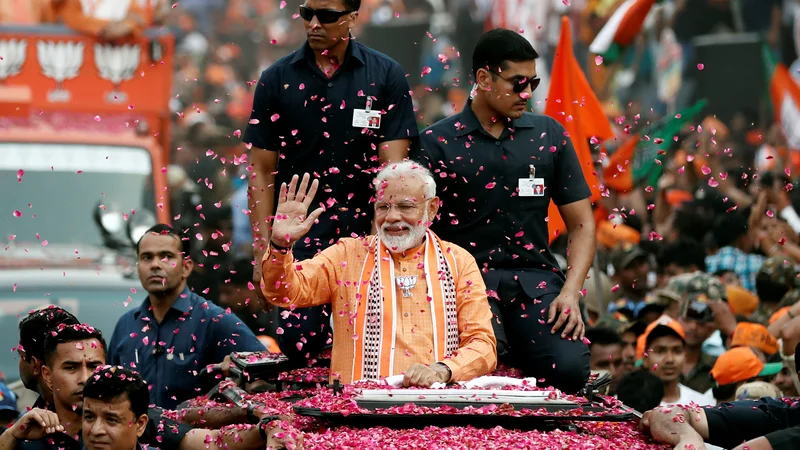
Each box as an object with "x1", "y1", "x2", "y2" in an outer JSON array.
[
  {"x1": 489, "y1": 70, "x2": 541, "y2": 93},
  {"x1": 298, "y1": 5, "x2": 352, "y2": 24}
]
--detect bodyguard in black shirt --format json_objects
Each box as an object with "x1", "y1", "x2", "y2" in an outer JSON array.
[
  {"x1": 412, "y1": 29, "x2": 596, "y2": 393},
  {"x1": 244, "y1": 0, "x2": 417, "y2": 363}
]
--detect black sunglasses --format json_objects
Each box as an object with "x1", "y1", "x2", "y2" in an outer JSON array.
[
  {"x1": 489, "y1": 69, "x2": 540, "y2": 94},
  {"x1": 299, "y1": 5, "x2": 352, "y2": 24}
]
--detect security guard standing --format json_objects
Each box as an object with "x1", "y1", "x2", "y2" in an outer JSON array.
[
  {"x1": 244, "y1": 0, "x2": 417, "y2": 363},
  {"x1": 411, "y1": 29, "x2": 596, "y2": 393}
]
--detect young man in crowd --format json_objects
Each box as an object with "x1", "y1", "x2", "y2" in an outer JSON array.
[
  {"x1": 607, "y1": 244, "x2": 651, "y2": 319},
  {"x1": 16, "y1": 306, "x2": 80, "y2": 410},
  {"x1": 108, "y1": 224, "x2": 266, "y2": 409},
  {"x1": 666, "y1": 272, "x2": 728, "y2": 394},
  {"x1": 641, "y1": 343, "x2": 800, "y2": 450},
  {"x1": 709, "y1": 347, "x2": 783, "y2": 404},
  {"x1": 412, "y1": 28, "x2": 595, "y2": 394},
  {"x1": 616, "y1": 371, "x2": 664, "y2": 414},
  {"x1": 0, "y1": 324, "x2": 297, "y2": 450},
  {"x1": 586, "y1": 327, "x2": 624, "y2": 394},
  {"x1": 638, "y1": 315, "x2": 715, "y2": 406}
]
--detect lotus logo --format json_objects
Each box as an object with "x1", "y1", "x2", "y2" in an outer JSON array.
[
  {"x1": 94, "y1": 43, "x2": 140, "y2": 103},
  {"x1": 37, "y1": 40, "x2": 84, "y2": 102},
  {"x1": 0, "y1": 39, "x2": 27, "y2": 81}
]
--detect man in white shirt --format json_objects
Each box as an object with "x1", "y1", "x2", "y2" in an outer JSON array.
[{"x1": 637, "y1": 315, "x2": 715, "y2": 406}]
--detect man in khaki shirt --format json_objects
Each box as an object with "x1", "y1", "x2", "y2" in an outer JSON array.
[{"x1": 260, "y1": 161, "x2": 497, "y2": 386}]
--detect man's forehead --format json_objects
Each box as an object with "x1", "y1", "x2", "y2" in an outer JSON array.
[
  {"x1": 139, "y1": 233, "x2": 181, "y2": 252},
  {"x1": 501, "y1": 60, "x2": 537, "y2": 77},
  {"x1": 84, "y1": 396, "x2": 130, "y2": 412},
  {"x1": 55, "y1": 339, "x2": 105, "y2": 360}
]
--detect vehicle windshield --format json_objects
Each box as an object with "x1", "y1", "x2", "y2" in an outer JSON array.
[{"x1": 0, "y1": 143, "x2": 154, "y2": 247}]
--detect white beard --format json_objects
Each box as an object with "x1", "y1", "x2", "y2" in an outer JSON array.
[{"x1": 378, "y1": 212, "x2": 428, "y2": 253}]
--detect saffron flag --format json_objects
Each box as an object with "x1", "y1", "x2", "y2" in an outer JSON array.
[
  {"x1": 589, "y1": 0, "x2": 658, "y2": 63},
  {"x1": 763, "y1": 45, "x2": 800, "y2": 149},
  {"x1": 545, "y1": 16, "x2": 614, "y2": 243}
]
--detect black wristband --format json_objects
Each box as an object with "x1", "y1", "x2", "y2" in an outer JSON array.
[
  {"x1": 270, "y1": 240, "x2": 290, "y2": 251},
  {"x1": 258, "y1": 415, "x2": 281, "y2": 441}
]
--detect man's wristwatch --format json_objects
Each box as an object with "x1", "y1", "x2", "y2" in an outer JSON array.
[
  {"x1": 258, "y1": 415, "x2": 282, "y2": 441},
  {"x1": 434, "y1": 362, "x2": 452, "y2": 382},
  {"x1": 270, "y1": 240, "x2": 291, "y2": 251}
]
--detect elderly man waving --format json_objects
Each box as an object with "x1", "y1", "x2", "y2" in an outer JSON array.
[{"x1": 261, "y1": 162, "x2": 497, "y2": 387}]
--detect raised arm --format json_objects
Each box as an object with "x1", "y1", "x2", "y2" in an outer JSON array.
[{"x1": 260, "y1": 173, "x2": 342, "y2": 311}]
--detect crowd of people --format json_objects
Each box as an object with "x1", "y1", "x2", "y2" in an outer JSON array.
[{"x1": 3, "y1": 0, "x2": 800, "y2": 449}]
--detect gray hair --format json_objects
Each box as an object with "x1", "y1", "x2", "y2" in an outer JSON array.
[{"x1": 374, "y1": 161, "x2": 437, "y2": 199}]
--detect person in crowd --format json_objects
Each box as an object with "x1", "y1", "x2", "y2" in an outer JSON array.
[
  {"x1": 641, "y1": 341, "x2": 800, "y2": 450},
  {"x1": 0, "y1": 325, "x2": 296, "y2": 450},
  {"x1": 586, "y1": 327, "x2": 624, "y2": 394},
  {"x1": 637, "y1": 315, "x2": 715, "y2": 406},
  {"x1": 0, "y1": 383, "x2": 18, "y2": 428},
  {"x1": 607, "y1": 244, "x2": 652, "y2": 319},
  {"x1": 595, "y1": 313, "x2": 646, "y2": 378},
  {"x1": 411, "y1": 27, "x2": 595, "y2": 394},
  {"x1": 581, "y1": 267, "x2": 613, "y2": 326},
  {"x1": 52, "y1": 0, "x2": 146, "y2": 40},
  {"x1": 616, "y1": 371, "x2": 665, "y2": 414},
  {"x1": 706, "y1": 209, "x2": 778, "y2": 292},
  {"x1": 17, "y1": 306, "x2": 80, "y2": 410},
  {"x1": 666, "y1": 272, "x2": 728, "y2": 394},
  {"x1": 709, "y1": 347, "x2": 783, "y2": 404},
  {"x1": 260, "y1": 163, "x2": 497, "y2": 386},
  {"x1": 657, "y1": 238, "x2": 707, "y2": 278},
  {"x1": 729, "y1": 322, "x2": 779, "y2": 360},
  {"x1": 108, "y1": 224, "x2": 265, "y2": 410},
  {"x1": 752, "y1": 257, "x2": 798, "y2": 325},
  {"x1": 734, "y1": 381, "x2": 783, "y2": 401},
  {"x1": 244, "y1": 0, "x2": 418, "y2": 366}
]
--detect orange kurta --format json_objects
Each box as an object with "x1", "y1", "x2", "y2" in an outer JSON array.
[
  {"x1": 53, "y1": 0, "x2": 145, "y2": 38},
  {"x1": 261, "y1": 236, "x2": 497, "y2": 383},
  {"x1": 0, "y1": 0, "x2": 55, "y2": 24}
]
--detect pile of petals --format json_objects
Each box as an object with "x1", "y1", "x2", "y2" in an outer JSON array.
[
  {"x1": 300, "y1": 424, "x2": 670, "y2": 450},
  {"x1": 232, "y1": 351, "x2": 288, "y2": 364},
  {"x1": 278, "y1": 367, "x2": 331, "y2": 384},
  {"x1": 292, "y1": 382, "x2": 632, "y2": 418}
]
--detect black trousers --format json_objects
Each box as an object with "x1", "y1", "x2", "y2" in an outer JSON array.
[
  {"x1": 489, "y1": 271, "x2": 590, "y2": 394},
  {"x1": 277, "y1": 304, "x2": 332, "y2": 363}
]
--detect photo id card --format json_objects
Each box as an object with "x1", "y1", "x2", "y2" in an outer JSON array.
[
  {"x1": 353, "y1": 109, "x2": 382, "y2": 129},
  {"x1": 519, "y1": 178, "x2": 546, "y2": 197}
]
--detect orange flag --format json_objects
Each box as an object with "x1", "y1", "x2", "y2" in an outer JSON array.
[{"x1": 544, "y1": 16, "x2": 614, "y2": 242}]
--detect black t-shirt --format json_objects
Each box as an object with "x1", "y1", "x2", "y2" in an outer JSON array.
[
  {"x1": 412, "y1": 102, "x2": 591, "y2": 297},
  {"x1": 705, "y1": 397, "x2": 800, "y2": 449},
  {"x1": 243, "y1": 41, "x2": 418, "y2": 258}
]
